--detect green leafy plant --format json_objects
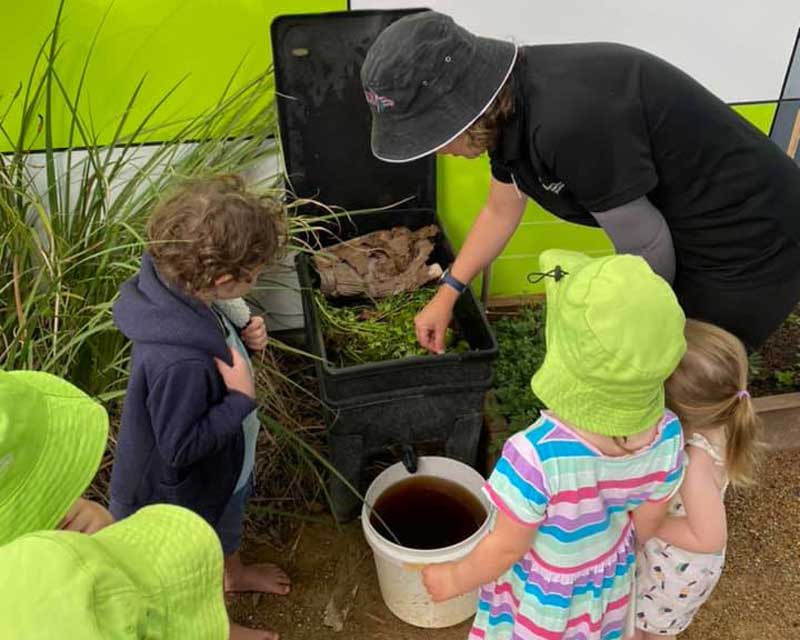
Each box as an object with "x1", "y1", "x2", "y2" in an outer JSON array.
[
  {"x1": 0, "y1": 2, "x2": 355, "y2": 528},
  {"x1": 487, "y1": 303, "x2": 548, "y2": 448},
  {"x1": 774, "y1": 368, "x2": 798, "y2": 390},
  {"x1": 314, "y1": 288, "x2": 469, "y2": 367},
  {"x1": 748, "y1": 351, "x2": 765, "y2": 381},
  {"x1": 0, "y1": 1, "x2": 335, "y2": 398}
]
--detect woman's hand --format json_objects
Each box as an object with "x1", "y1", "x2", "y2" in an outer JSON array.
[
  {"x1": 59, "y1": 498, "x2": 114, "y2": 534},
  {"x1": 414, "y1": 179, "x2": 527, "y2": 354},
  {"x1": 415, "y1": 288, "x2": 457, "y2": 354}
]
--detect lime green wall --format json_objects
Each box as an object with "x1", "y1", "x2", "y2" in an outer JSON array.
[
  {"x1": 436, "y1": 155, "x2": 614, "y2": 296},
  {"x1": 0, "y1": 4, "x2": 782, "y2": 296},
  {"x1": 732, "y1": 102, "x2": 778, "y2": 135},
  {"x1": 437, "y1": 101, "x2": 780, "y2": 296},
  {"x1": 0, "y1": 0, "x2": 345, "y2": 151}
]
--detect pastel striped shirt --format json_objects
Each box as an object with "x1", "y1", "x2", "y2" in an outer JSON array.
[{"x1": 471, "y1": 411, "x2": 684, "y2": 640}]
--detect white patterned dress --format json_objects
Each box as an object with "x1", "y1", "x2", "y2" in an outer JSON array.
[{"x1": 634, "y1": 432, "x2": 728, "y2": 635}]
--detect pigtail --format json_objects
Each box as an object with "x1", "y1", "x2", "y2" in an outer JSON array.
[
  {"x1": 724, "y1": 394, "x2": 764, "y2": 486},
  {"x1": 665, "y1": 319, "x2": 765, "y2": 488}
]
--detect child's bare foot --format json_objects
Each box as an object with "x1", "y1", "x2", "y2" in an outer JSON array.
[
  {"x1": 230, "y1": 620, "x2": 279, "y2": 640},
  {"x1": 225, "y1": 551, "x2": 291, "y2": 595}
]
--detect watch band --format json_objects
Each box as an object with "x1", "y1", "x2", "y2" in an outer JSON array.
[{"x1": 439, "y1": 268, "x2": 467, "y2": 294}]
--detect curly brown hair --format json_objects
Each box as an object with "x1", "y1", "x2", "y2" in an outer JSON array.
[
  {"x1": 463, "y1": 78, "x2": 515, "y2": 152},
  {"x1": 146, "y1": 174, "x2": 287, "y2": 295}
]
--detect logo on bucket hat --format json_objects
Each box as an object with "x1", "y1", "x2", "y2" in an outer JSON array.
[{"x1": 364, "y1": 88, "x2": 396, "y2": 113}]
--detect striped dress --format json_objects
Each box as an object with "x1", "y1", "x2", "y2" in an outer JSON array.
[{"x1": 471, "y1": 411, "x2": 685, "y2": 640}]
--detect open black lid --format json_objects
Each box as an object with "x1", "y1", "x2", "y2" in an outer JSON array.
[{"x1": 271, "y1": 9, "x2": 436, "y2": 216}]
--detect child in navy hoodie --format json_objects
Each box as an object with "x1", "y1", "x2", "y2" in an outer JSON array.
[{"x1": 111, "y1": 175, "x2": 289, "y2": 640}]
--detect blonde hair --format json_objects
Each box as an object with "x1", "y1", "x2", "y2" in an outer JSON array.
[
  {"x1": 665, "y1": 319, "x2": 763, "y2": 486},
  {"x1": 463, "y1": 79, "x2": 515, "y2": 152}
]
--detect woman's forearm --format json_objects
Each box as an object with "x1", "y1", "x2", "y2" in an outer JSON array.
[{"x1": 449, "y1": 203, "x2": 525, "y2": 284}]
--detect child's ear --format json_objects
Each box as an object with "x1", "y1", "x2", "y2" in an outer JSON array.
[{"x1": 213, "y1": 274, "x2": 235, "y2": 287}]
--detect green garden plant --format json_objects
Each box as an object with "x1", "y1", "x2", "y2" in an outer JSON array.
[
  {"x1": 0, "y1": 2, "x2": 401, "y2": 528},
  {"x1": 314, "y1": 287, "x2": 470, "y2": 367},
  {"x1": 488, "y1": 303, "x2": 547, "y2": 432},
  {"x1": 0, "y1": 0, "x2": 330, "y2": 398}
]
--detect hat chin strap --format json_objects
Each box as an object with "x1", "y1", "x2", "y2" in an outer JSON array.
[{"x1": 527, "y1": 265, "x2": 568, "y2": 284}]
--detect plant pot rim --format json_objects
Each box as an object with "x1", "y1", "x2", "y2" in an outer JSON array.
[{"x1": 752, "y1": 391, "x2": 800, "y2": 412}]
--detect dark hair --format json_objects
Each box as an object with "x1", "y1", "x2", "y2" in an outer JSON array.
[{"x1": 463, "y1": 79, "x2": 515, "y2": 152}]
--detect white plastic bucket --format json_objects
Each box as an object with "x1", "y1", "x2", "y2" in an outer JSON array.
[{"x1": 361, "y1": 456, "x2": 493, "y2": 628}]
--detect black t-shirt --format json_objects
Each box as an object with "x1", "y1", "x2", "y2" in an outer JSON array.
[{"x1": 490, "y1": 43, "x2": 800, "y2": 285}]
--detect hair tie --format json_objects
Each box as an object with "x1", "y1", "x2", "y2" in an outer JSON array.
[{"x1": 736, "y1": 389, "x2": 750, "y2": 400}]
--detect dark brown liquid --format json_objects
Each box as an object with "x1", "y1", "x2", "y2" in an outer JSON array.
[{"x1": 370, "y1": 476, "x2": 487, "y2": 550}]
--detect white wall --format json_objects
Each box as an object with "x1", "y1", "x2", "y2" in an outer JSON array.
[{"x1": 352, "y1": 0, "x2": 800, "y2": 103}]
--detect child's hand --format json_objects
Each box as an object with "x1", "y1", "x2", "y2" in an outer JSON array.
[
  {"x1": 215, "y1": 347, "x2": 256, "y2": 399},
  {"x1": 422, "y1": 562, "x2": 461, "y2": 602},
  {"x1": 241, "y1": 316, "x2": 268, "y2": 352},
  {"x1": 59, "y1": 498, "x2": 114, "y2": 534}
]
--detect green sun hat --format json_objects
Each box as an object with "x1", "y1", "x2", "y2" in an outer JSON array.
[
  {"x1": 531, "y1": 250, "x2": 687, "y2": 436},
  {"x1": 0, "y1": 504, "x2": 229, "y2": 639},
  {"x1": 0, "y1": 370, "x2": 108, "y2": 545}
]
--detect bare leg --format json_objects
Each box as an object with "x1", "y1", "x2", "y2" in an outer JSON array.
[
  {"x1": 229, "y1": 619, "x2": 278, "y2": 640},
  {"x1": 224, "y1": 550, "x2": 291, "y2": 595}
]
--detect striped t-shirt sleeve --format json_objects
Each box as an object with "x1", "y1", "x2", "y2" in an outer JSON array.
[
  {"x1": 648, "y1": 441, "x2": 686, "y2": 503},
  {"x1": 484, "y1": 432, "x2": 550, "y2": 527}
]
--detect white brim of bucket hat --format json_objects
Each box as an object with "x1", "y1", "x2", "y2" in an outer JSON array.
[
  {"x1": 1, "y1": 371, "x2": 108, "y2": 545},
  {"x1": 371, "y1": 38, "x2": 518, "y2": 163},
  {"x1": 93, "y1": 505, "x2": 228, "y2": 639}
]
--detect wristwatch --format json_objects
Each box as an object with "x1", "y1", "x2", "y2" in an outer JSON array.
[{"x1": 439, "y1": 267, "x2": 467, "y2": 295}]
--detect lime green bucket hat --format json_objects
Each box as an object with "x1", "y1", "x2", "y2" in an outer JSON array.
[
  {"x1": 0, "y1": 370, "x2": 108, "y2": 545},
  {"x1": 0, "y1": 504, "x2": 229, "y2": 639},
  {"x1": 531, "y1": 250, "x2": 687, "y2": 436}
]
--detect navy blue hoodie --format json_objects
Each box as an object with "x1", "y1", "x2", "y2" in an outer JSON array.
[{"x1": 110, "y1": 253, "x2": 256, "y2": 526}]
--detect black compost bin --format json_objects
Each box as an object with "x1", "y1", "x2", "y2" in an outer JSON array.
[{"x1": 272, "y1": 9, "x2": 498, "y2": 520}]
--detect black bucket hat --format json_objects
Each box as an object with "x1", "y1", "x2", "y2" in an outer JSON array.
[{"x1": 361, "y1": 11, "x2": 517, "y2": 163}]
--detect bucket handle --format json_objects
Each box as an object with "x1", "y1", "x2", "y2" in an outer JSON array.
[{"x1": 401, "y1": 444, "x2": 418, "y2": 474}]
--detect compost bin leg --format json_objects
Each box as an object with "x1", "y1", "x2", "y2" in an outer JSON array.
[
  {"x1": 445, "y1": 412, "x2": 483, "y2": 469},
  {"x1": 327, "y1": 433, "x2": 365, "y2": 523}
]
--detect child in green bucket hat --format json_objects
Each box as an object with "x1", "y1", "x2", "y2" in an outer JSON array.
[
  {"x1": 0, "y1": 504, "x2": 229, "y2": 639},
  {"x1": 422, "y1": 250, "x2": 688, "y2": 640},
  {"x1": 0, "y1": 370, "x2": 113, "y2": 544}
]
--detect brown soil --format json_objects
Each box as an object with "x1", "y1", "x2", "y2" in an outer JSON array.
[
  {"x1": 750, "y1": 306, "x2": 800, "y2": 397},
  {"x1": 230, "y1": 449, "x2": 800, "y2": 640}
]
